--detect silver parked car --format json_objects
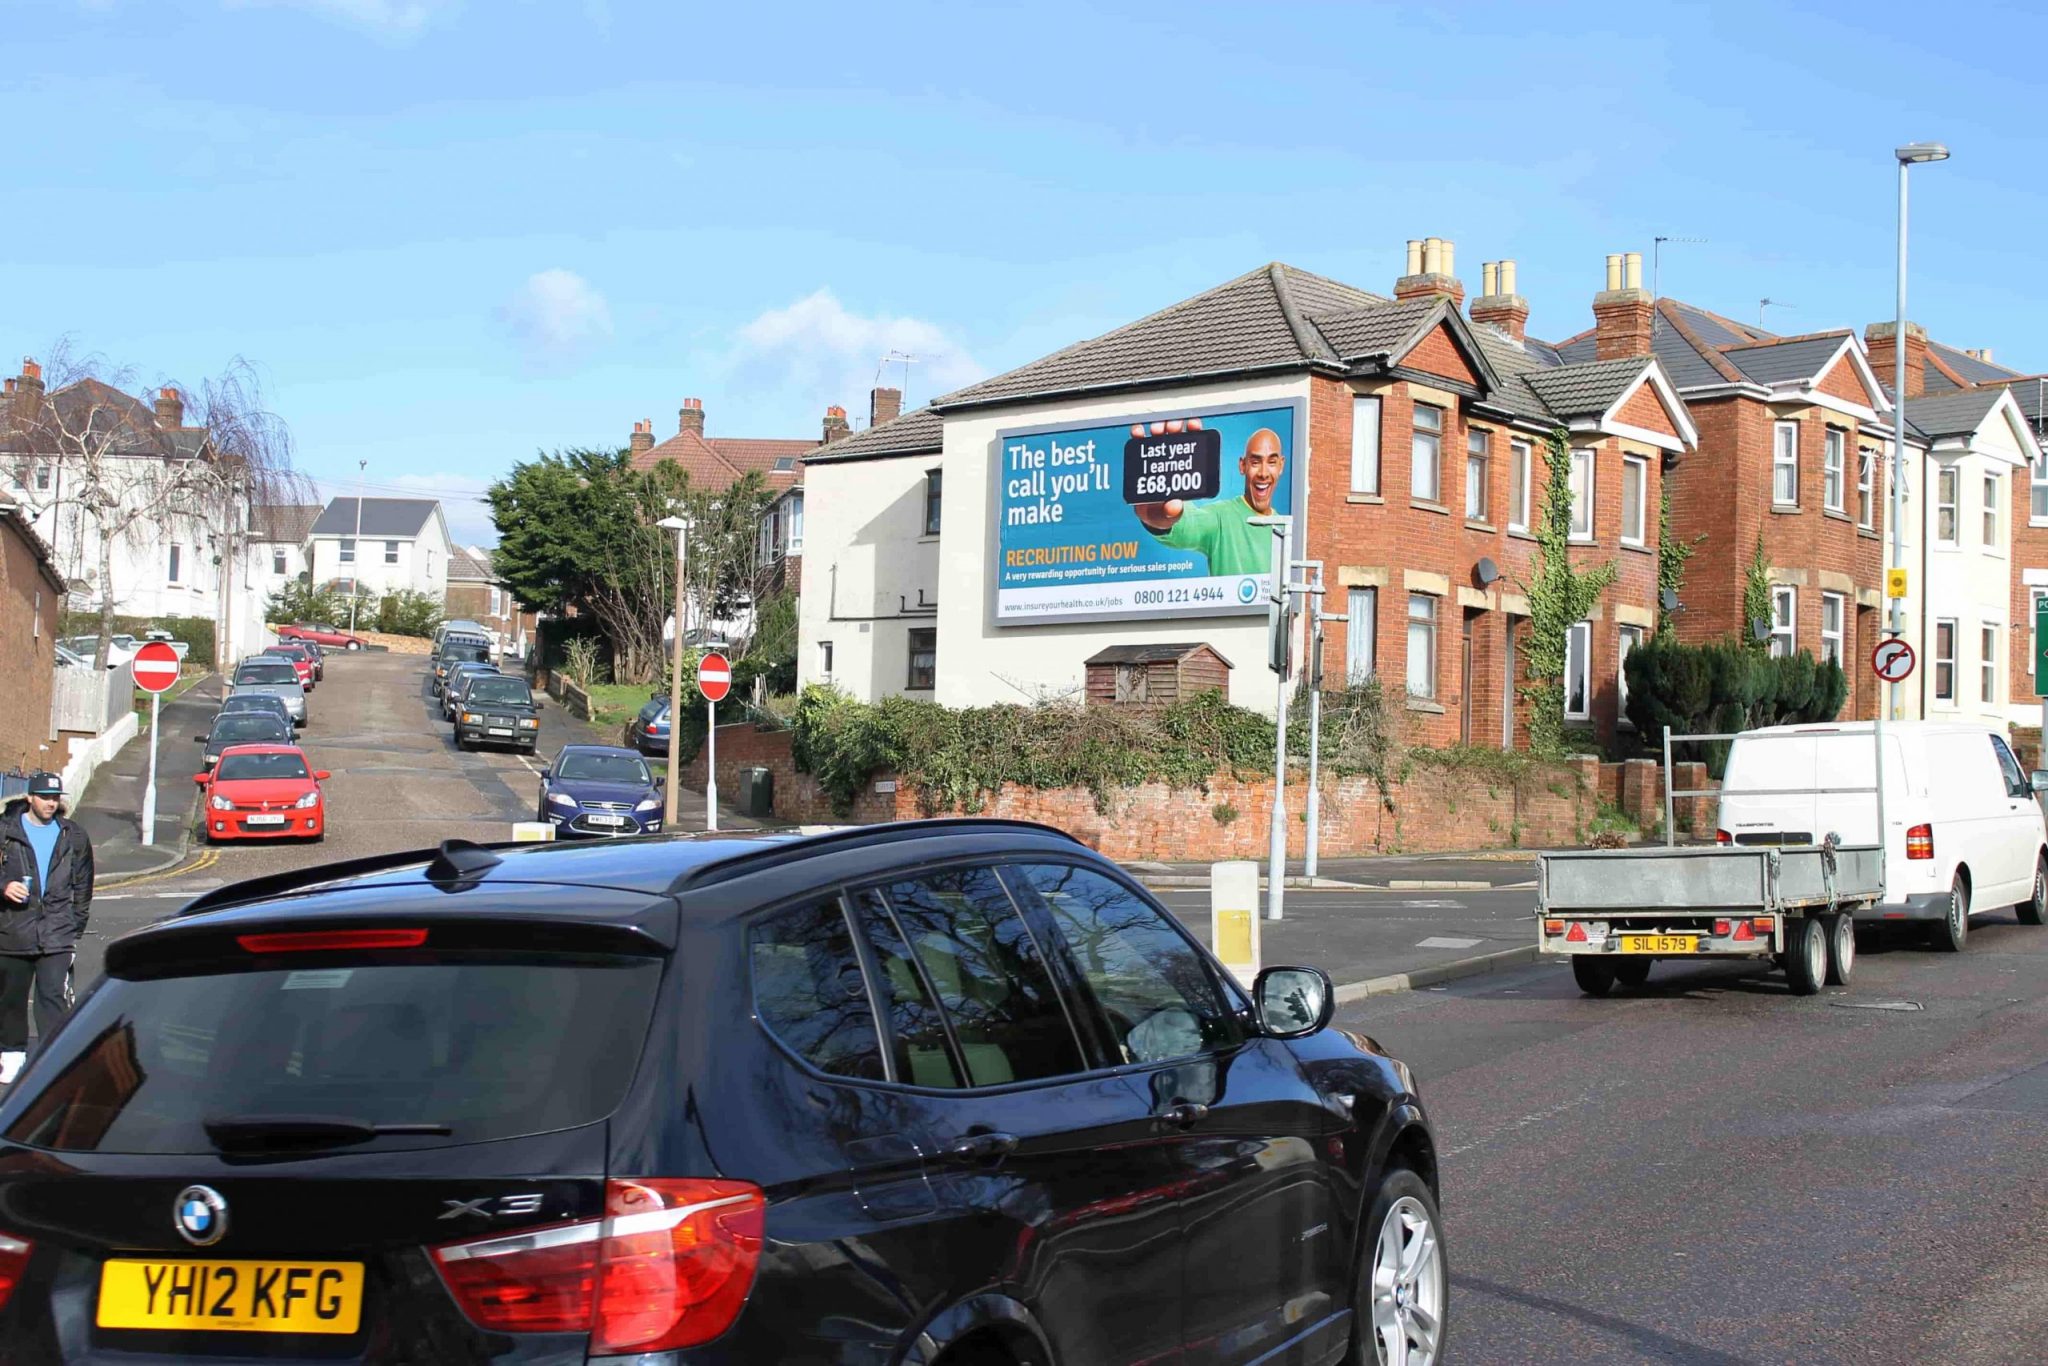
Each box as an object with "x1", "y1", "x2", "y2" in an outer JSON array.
[{"x1": 229, "y1": 655, "x2": 307, "y2": 728}]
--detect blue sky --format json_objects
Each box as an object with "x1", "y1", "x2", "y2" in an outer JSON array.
[{"x1": 9, "y1": 0, "x2": 2047, "y2": 545}]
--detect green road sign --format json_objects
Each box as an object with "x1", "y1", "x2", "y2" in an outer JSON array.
[{"x1": 2037, "y1": 597, "x2": 2048, "y2": 697}]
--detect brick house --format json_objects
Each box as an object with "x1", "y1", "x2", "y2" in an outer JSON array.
[
  {"x1": 804, "y1": 243, "x2": 1696, "y2": 749},
  {"x1": 445, "y1": 545, "x2": 532, "y2": 656},
  {"x1": 0, "y1": 499, "x2": 65, "y2": 774}
]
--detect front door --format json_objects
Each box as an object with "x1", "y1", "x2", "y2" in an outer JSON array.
[{"x1": 1006, "y1": 862, "x2": 1347, "y2": 1366}]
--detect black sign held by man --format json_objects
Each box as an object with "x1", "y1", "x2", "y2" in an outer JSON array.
[{"x1": 1122, "y1": 425, "x2": 1221, "y2": 504}]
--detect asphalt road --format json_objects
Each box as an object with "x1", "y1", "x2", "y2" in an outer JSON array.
[
  {"x1": 77, "y1": 651, "x2": 658, "y2": 987},
  {"x1": 1346, "y1": 914, "x2": 2048, "y2": 1363}
]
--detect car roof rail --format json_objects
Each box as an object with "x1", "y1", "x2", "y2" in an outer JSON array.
[
  {"x1": 672, "y1": 818, "x2": 1085, "y2": 893},
  {"x1": 175, "y1": 838, "x2": 529, "y2": 918}
]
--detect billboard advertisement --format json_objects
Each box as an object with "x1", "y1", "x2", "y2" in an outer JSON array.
[{"x1": 994, "y1": 402, "x2": 1300, "y2": 625}]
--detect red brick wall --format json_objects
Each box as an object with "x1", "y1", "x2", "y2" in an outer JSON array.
[
  {"x1": 1613, "y1": 383, "x2": 1677, "y2": 436},
  {"x1": 1306, "y1": 376, "x2": 1660, "y2": 751},
  {"x1": 1405, "y1": 324, "x2": 1479, "y2": 387},
  {"x1": 0, "y1": 519, "x2": 61, "y2": 771},
  {"x1": 1815, "y1": 355, "x2": 1868, "y2": 406},
  {"x1": 445, "y1": 582, "x2": 516, "y2": 642},
  {"x1": 694, "y1": 724, "x2": 1723, "y2": 857}
]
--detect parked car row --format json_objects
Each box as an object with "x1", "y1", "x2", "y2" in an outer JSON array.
[
  {"x1": 428, "y1": 627, "x2": 544, "y2": 754},
  {"x1": 190, "y1": 677, "x2": 331, "y2": 845}
]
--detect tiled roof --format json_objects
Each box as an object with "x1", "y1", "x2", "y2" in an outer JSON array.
[
  {"x1": 935, "y1": 263, "x2": 1385, "y2": 409},
  {"x1": 804, "y1": 406, "x2": 943, "y2": 463},
  {"x1": 1721, "y1": 333, "x2": 1852, "y2": 387},
  {"x1": 1554, "y1": 300, "x2": 1763, "y2": 390},
  {"x1": 1520, "y1": 357, "x2": 1654, "y2": 420},
  {"x1": 1989, "y1": 376, "x2": 2048, "y2": 427},
  {"x1": 310, "y1": 497, "x2": 439, "y2": 538},
  {"x1": 630, "y1": 427, "x2": 816, "y2": 489},
  {"x1": 448, "y1": 545, "x2": 495, "y2": 581},
  {"x1": 249, "y1": 503, "x2": 322, "y2": 544},
  {"x1": 1931, "y1": 341, "x2": 2019, "y2": 385},
  {"x1": 1310, "y1": 297, "x2": 1442, "y2": 361},
  {"x1": 1899, "y1": 387, "x2": 2007, "y2": 439},
  {"x1": 1468, "y1": 327, "x2": 1558, "y2": 421}
]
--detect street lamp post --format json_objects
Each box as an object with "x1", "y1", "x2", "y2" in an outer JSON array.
[
  {"x1": 1888, "y1": 142, "x2": 1949, "y2": 724},
  {"x1": 657, "y1": 515, "x2": 690, "y2": 828},
  {"x1": 347, "y1": 459, "x2": 367, "y2": 633}
]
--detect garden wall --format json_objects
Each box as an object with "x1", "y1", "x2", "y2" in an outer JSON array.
[{"x1": 686, "y1": 724, "x2": 1718, "y2": 857}]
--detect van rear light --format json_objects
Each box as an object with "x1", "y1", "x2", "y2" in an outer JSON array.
[
  {"x1": 1715, "y1": 829, "x2": 1733, "y2": 846},
  {"x1": 1543, "y1": 919, "x2": 1565, "y2": 937},
  {"x1": 1906, "y1": 824, "x2": 1934, "y2": 860},
  {"x1": 0, "y1": 1231, "x2": 32, "y2": 1310},
  {"x1": 432, "y1": 1179, "x2": 764, "y2": 1352},
  {"x1": 1712, "y1": 919, "x2": 1731, "y2": 937},
  {"x1": 1565, "y1": 922, "x2": 1588, "y2": 943}
]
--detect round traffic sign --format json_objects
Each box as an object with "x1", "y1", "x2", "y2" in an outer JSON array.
[
  {"x1": 697, "y1": 651, "x2": 732, "y2": 703},
  {"x1": 1870, "y1": 637, "x2": 1915, "y2": 684},
  {"x1": 132, "y1": 640, "x2": 182, "y2": 693}
]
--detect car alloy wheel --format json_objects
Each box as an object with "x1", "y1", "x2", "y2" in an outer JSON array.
[
  {"x1": 1935, "y1": 876, "x2": 1968, "y2": 953},
  {"x1": 1825, "y1": 912, "x2": 1855, "y2": 986},
  {"x1": 1370, "y1": 1191, "x2": 1445, "y2": 1366}
]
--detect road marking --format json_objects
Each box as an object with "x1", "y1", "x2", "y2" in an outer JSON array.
[{"x1": 1416, "y1": 935, "x2": 1483, "y2": 949}]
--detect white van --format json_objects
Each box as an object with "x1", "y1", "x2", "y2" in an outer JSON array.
[{"x1": 1717, "y1": 721, "x2": 2048, "y2": 950}]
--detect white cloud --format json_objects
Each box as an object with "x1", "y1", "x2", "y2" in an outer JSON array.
[
  {"x1": 222, "y1": 0, "x2": 459, "y2": 39},
  {"x1": 730, "y1": 289, "x2": 982, "y2": 417},
  {"x1": 498, "y1": 268, "x2": 613, "y2": 364}
]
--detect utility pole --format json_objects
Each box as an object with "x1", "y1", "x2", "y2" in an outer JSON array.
[{"x1": 657, "y1": 515, "x2": 690, "y2": 828}]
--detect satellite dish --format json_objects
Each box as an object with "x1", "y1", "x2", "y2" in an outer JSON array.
[
  {"x1": 1750, "y1": 617, "x2": 1771, "y2": 642},
  {"x1": 1660, "y1": 587, "x2": 1681, "y2": 612},
  {"x1": 1474, "y1": 557, "x2": 1500, "y2": 586}
]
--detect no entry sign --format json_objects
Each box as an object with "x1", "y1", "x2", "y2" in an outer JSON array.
[
  {"x1": 132, "y1": 640, "x2": 182, "y2": 693},
  {"x1": 1870, "y1": 637, "x2": 1915, "y2": 685},
  {"x1": 697, "y1": 651, "x2": 732, "y2": 703}
]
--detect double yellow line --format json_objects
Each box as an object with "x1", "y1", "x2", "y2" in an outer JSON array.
[{"x1": 101, "y1": 846, "x2": 220, "y2": 892}]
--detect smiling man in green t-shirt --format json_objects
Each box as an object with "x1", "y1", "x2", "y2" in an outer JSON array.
[{"x1": 1132, "y1": 422, "x2": 1285, "y2": 576}]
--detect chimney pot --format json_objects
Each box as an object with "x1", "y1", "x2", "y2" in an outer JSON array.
[
  {"x1": 677, "y1": 398, "x2": 705, "y2": 434},
  {"x1": 1500, "y1": 259, "x2": 1517, "y2": 295},
  {"x1": 1605, "y1": 255, "x2": 1623, "y2": 291},
  {"x1": 822, "y1": 405, "x2": 852, "y2": 445},
  {"x1": 1422, "y1": 237, "x2": 1443, "y2": 275},
  {"x1": 1441, "y1": 241, "x2": 1455, "y2": 276},
  {"x1": 21, "y1": 358, "x2": 40, "y2": 381},
  {"x1": 1395, "y1": 236, "x2": 1465, "y2": 306},
  {"x1": 1405, "y1": 239, "x2": 1424, "y2": 275},
  {"x1": 1624, "y1": 252, "x2": 1643, "y2": 291},
  {"x1": 1469, "y1": 258, "x2": 1531, "y2": 342},
  {"x1": 154, "y1": 385, "x2": 184, "y2": 429},
  {"x1": 1481, "y1": 261, "x2": 1498, "y2": 296}
]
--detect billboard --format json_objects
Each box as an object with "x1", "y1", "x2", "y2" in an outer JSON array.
[{"x1": 994, "y1": 402, "x2": 1300, "y2": 625}]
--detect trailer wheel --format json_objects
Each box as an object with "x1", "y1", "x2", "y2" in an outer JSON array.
[
  {"x1": 1931, "y1": 875, "x2": 1968, "y2": 953},
  {"x1": 1614, "y1": 959, "x2": 1652, "y2": 989},
  {"x1": 2017, "y1": 857, "x2": 2046, "y2": 927},
  {"x1": 1785, "y1": 916, "x2": 1827, "y2": 996},
  {"x1": 1571, "y1": 958, "x2": 1616, "y2": 997},
  {"x1": 1823, "y1": 912, "x2": 1855, "y2": 986}
]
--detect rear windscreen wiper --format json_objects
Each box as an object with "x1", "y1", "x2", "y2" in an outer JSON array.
[{"x1": 203, "y1": 1115, "x2": 453, "y2": 1151}]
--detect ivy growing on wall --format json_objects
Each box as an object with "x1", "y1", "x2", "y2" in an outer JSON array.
[
  {"x1": 1742, "y1": 532, "x2": 1773, "y2": 653},
  {"x1": 1654, "y1": 481, "x2": 1700, "y2": 643},
  {"x1": 1519, "y1": 428, "x2": 1617, "y2": 757}
]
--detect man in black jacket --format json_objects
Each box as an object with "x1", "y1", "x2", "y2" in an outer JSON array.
[{"x1": 0, "y1": 772, "x2": 94, "y2": 1083}]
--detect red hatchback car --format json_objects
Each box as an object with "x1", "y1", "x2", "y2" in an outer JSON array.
[
  {"x1": 278, "y1": 621, "x2": 366, "y2": 650},
  {"x1": 194, "y1": 743, "x2": 329, "y2": 843},
  {"x1": 262, "y1": 643, "x2": 317, "y2": 690}
]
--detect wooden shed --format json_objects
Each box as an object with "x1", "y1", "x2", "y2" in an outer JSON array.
[{"x1": 1083, "y1": 643, "x2": 1232, "y2": 707}]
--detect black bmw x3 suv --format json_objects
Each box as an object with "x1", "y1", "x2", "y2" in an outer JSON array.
[{"x1": 0, "y1": 820, "x2": 1444, "y2": 1365}]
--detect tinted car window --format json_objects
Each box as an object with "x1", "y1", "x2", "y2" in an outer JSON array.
[
  {"x1": 560, "y1": 753, "x2": 651, "y2": 784},
  {"x1": 1010, "y1": 863, "x2": 1242, "y2": 1065},
  {"x1": 216, "y1": 752, "x2": 309, "y2": 782},
  {"x1": 750, "y1": 900, "x2": 884, "y2": 1081},
  {"x1": 233, "y1": 661, "x2": 299, "y2": 686},
  {"x1": 213, "y1": 715, "x2": 290, "y2": 742},
  {"x1": 848, "y1": 888, "x2": 963, "y2": 1088},
  {"x1": 466, "y1": 678, "x2": 532, "y2": 705},
  {"x1": 878, "y1": 867, "x2": 1083, "y2": 1088},
  {"x1": 5, "y1": 954, "x2": 662, "y2": 1154},
  {"x1": 439, "y1": 642, "x2": 491, "y2": 664}
]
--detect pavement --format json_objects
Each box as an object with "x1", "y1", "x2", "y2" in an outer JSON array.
[
  {"x1": 69, "y1": 650, "x2": 742, "y2": 989},
  {"x1": 1347, "y1": 908, "x2": 2048, "y2": 1363}
]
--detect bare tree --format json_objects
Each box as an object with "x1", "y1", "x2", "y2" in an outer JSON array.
[{"x1": 1, "y1": 345, "x2": 309, "y2": 669}]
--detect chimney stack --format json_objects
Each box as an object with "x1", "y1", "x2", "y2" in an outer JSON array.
[
  {"x1": 1469, "y1": 257, "x2": 1531, "y2": 341},
  {"x1": 629, "y1": 419, "x2": 655, "y2": 455},
  {"x1": 870, "y1": 386, "x2": 903, "y2": 428},
  {"x1": 154, "y1": 385, "x2": 184, "y2": 429},
  {"x1": 10, "y1": 358, "x2": 44, "y2": 428},
  {"x1": 822, "y1": 405, "x2": 851, "y2": 444},
  {"x1": 1592, "y1": 251, "x2": 1654, "y2": 360},
  {"x1": 1865, "y1": 322, "x2": 1929, "y2": 399},
  {"x1": 1394, "y1": 235, "x2": 1465, "y2": 305},
  {"x1": 677, "y1": 396, "x2": 706, "y2": 434}
]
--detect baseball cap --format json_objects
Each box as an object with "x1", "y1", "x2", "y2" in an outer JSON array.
[{"x1": 26, "y1": 772, "x2": 62, "y2": 797}]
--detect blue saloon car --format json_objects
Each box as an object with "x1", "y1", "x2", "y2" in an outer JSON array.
[{"x1": 537, "y1": 744, "x2": 666, "y2": 838}]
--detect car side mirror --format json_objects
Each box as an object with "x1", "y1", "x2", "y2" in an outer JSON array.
[
  {"x1": 1252, "y1": 966, "x2": 1334, "y2": 1039},
  {"x1": 194, "y1": 735, "x2": 207, "y2": 743},
  {"x1": 654, "y1": 777, "x2": 666, "y2": 792},
  {"x1": 314, "y1": 770, "x2": 331, "y2": 781},
  {"x1": 2031, "y1": 771, "x2": 2048, "y2": 796}
]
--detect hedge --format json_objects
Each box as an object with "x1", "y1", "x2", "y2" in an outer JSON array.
[{"x1": 1623, "y1": 638, "x2": 1846, "y2": 773}]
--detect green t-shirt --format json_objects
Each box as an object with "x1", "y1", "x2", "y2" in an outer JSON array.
[{"x1": 1150, "y1": 496, "x2": 1269, "y2": 576}]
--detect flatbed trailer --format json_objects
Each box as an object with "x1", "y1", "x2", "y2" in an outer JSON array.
[{"x1": 1536, "y1": 840, "x2": 1884, "y2": 996}]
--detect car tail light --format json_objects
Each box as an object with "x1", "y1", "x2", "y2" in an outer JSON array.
[
  {"x1": 0, "y1": 1231, "x2": 31, "y2": 1310},
  {"x1": 1712, "y1": 919, "x2": 1731, "y2": 937},
  {"x1": 432, "y1": 1179, "x2": 763, "y2": 1352},
  {"x1": 238, "y1": 928, "x2": 429, "y2": 953},
  {"x1": 1906, "y1": 824, "x2": 1934, "y2": 860},
  {"x1": 1543, "y1": 919, "x2": 1564, "y2": 937},
  {"x1": 1715, "y1": 829, "x2": 1733, "y2": 846},
  {"x1": 1751, "y1": 916, "x2": 1774, "y2": 935}
]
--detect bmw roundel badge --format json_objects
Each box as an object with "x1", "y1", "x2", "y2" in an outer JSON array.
[{"x1": 174, "y1": 1185, "x2": 228, "y2": 1247}]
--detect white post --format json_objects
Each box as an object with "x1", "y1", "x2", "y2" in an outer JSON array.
[
  {"x1": 140, "y1": 691, "x2": 160, "y2": 846},
  {"x1": 1304, "y1": 566, "x2": 1327, "y2": 879},
  {"x1": 705, "y1": 699, "x2": 719, "y2": 832},
  {"x1": 1888, "y1": 157, "x2": 1908, "y2": 724}
]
